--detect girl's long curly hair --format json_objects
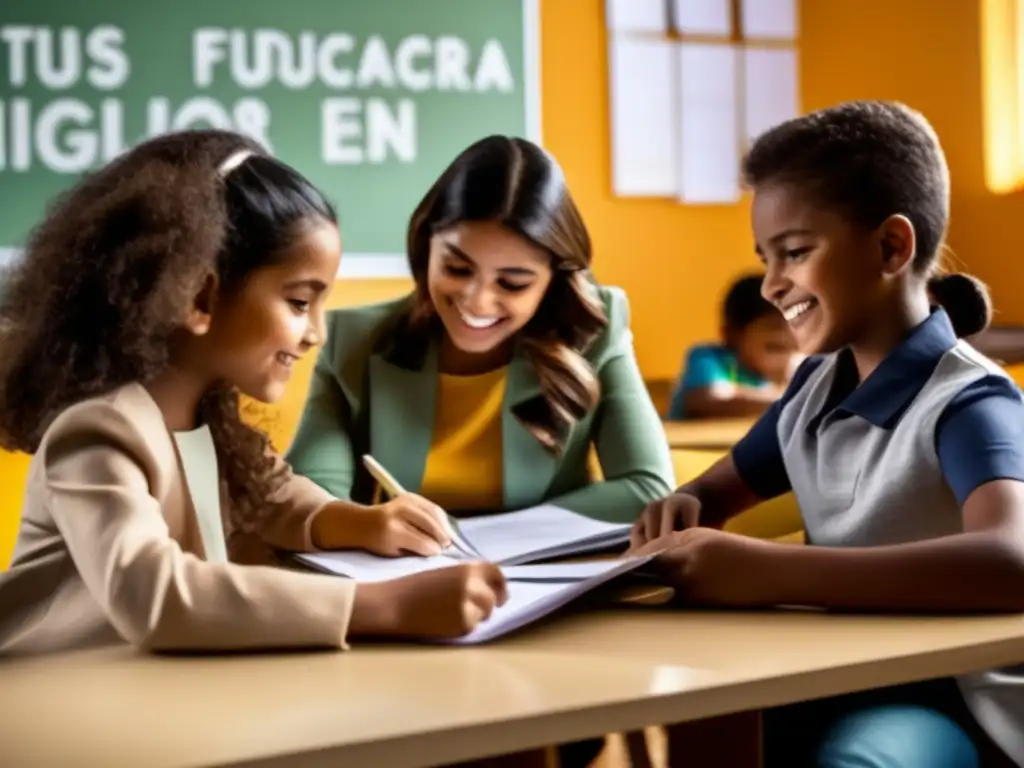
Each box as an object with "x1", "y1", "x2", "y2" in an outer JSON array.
[
  {"x1": 0, "y1": 129, "x2": 337, "y2": 534},
  {"x1": 403, "y1": 136, "x2": 607, "y2": 452}
]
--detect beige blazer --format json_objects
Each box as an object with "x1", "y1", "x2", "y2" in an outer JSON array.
[{"x1": 0, "y1": 383, "x2": 355, "y2": 655}]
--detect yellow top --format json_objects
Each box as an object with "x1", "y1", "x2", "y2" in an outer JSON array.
[{"x1": 419, "y1": 366, "x2": 508, "y2": 512}]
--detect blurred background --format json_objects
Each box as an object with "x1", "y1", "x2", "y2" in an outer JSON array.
[{"x1": 2, "y1": 0, "x2": 1023, "y2": 566}]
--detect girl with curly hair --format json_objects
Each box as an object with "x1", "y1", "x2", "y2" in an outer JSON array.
[{"x1": 0, "y1": 129, "x2": 507, "y2": 656}]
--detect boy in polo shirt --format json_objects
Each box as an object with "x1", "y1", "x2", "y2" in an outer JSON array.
[{"x1": 632, "y1": 102, "x2": 1024, "y2": 767}]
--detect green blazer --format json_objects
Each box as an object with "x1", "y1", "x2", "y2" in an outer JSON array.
[{"x1": 285, "y1": 285, "x2": 675, "y2": 523}]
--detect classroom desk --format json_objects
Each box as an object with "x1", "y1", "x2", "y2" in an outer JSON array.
[
  {"x1": 3, "y1": 608, "x2": 1023, "y2": 768},
  {"x1": 663, "y1": 418, "x2": 756, "y2": 451}
]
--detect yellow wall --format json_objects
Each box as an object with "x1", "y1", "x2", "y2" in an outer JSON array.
[
  {"x1": 4, "y1": 0, "x2": 1024, "y2": 566},
  {"x1": 544, "y1": 0, "x2": 1022, "y2": 373},
  {"x1": 541, "y1": 0, "x2": 1024, "y2": 373},
  {"x1": 540, "y1": 1, "x2": 756, "y2": 380},
  {"x1": 800, "y1": 0, "x2": 1023, "y2": 325}
]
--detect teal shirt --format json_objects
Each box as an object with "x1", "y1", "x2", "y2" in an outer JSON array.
[{"x1": 667, "y1": 344, "x2": 769, "y2": 419}]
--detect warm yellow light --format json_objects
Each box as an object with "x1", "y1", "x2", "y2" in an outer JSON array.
[{"x1": 982, "y1": 0, "x2": 1024, "y2": 193}]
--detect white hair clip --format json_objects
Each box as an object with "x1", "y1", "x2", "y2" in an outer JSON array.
[{"x1": 218, "y1": 149, "x2": 253, "y2": 177}]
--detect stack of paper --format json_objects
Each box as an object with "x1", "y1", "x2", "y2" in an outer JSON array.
[
  {"x1": 294, "y1": 504, "x2": 647, "y2": 643},
  {"x1": 299, "y1": 552, "x2": 652, "y2": 644},
  {"x1": 444, "y1": 504, "x2": 633, "y2": 564}
]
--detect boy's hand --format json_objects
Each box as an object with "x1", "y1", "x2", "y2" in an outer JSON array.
[
  {"x1": 630, "y1": 492, "x2": 702, "y2": 548},
  {"x1": 630, "y1": 528, "x2": 778, "y2": 607}
]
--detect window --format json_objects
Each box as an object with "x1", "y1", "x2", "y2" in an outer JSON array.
[
  {"x1": 982, "y1": 0, "x2": 1024, "y2": 193},
  {"x1": 606, "y1": 0, "x2": 799, "y2": 203}
]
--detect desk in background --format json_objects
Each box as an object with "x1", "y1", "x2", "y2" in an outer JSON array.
[
  {"x1": 644, "y1": 379, "x2": 756, "y2": 451},
  {"x1": 972, "y1": 325, "x2": 1024, "y2": 365},
  {"x1": 662, "y1": 419, "x2": 755, "y2": 452},
  {"x1": 3, "y1": 608, "x2": 1024, "y2": 768}
]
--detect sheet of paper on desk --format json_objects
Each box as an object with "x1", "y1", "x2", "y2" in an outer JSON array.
[
  {"x1": 295, "y1": 504, "x2": 633, "y2": 579},
  {"x1": 297, "y1": 552, "x2": 655, "y2": 642},
  {"x1": 444, "y1": 555, "x2": 655, "y2": 645},
  {"x1": 297, "y1": 551, "x2": 642, "y2": 584},
  {"x1": 298, "y1": 550, "x2": 467, "y2": 582},
  {"x1": 455, "y1": 505, "x2": 631, "y2": 564},
  {"x1": 498, "y1": 560, "x2": 634, "y2": 581}
]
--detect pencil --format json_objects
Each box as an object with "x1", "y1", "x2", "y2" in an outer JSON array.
[
  {"x1": 361, "y1": 454, "x2": 465, "y2": 550},
  {"x1": 362, "y1": 454, "x2": 405, "y2": 498}
]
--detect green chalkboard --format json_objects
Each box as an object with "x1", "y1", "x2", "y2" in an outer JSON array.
[{"x1": 0, "y1": 0, "x2": 539, "y2": 276}]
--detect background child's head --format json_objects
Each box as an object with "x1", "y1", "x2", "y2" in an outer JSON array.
[
  {"x1": 0, "y1": 129, "x2": 338, "y2": 532},
  {"x1": 404, "y1": 135, "x2": 606, "y2": 450},
  {"x1": 722, "y1": 273, "x2": 798, "y2": 384},
  {"x1": 743, "y1": 100, "x2": 990, "y2": 356}
]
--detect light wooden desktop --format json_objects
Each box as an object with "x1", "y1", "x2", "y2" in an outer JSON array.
[
  {"x1": 662, "y1": 419, "x2": 756, "y2": 451},
  {"x1": 3, "y1": 607, "x2": 1024, "y2": 768}
]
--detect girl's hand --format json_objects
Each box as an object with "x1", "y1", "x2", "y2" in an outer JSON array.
[
  {"x1": 350, "y1": 562, "x2": 508, "y2": 638},
  {"x1": 630, "y1": 528, "x2": 779, "y2": 607},
  {"x1": 364, "y1": 493, "x2": 453, "y2": 557},
  {"x1": 630, "y1": 492, "x2": 703, "y2": 548}
]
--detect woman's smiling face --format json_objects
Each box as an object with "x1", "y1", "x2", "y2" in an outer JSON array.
[{"x1": 426, "y1": 220, "x2": 554, "y2": 358}]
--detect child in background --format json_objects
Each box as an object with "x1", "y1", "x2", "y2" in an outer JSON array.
[
  {"x1": 666, "y1": 273, "x2": 799, "y2": 419},
  {"x1": 0, "y1": 130, "x2": 506, "y2": 656},
  {"x1": 633, "y1": 101, "x2": 1024, "y2": 766}
]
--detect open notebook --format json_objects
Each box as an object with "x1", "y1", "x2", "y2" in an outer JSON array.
[
  {"x1": 296, "y1": 504, "x2": 632, "y2": 574},
  {"x1": 294, "y1": 504, "x2": 647, "y2": 643},
  {"x1": 299, "y1": 553, "x2": 654, "y2": 644},
  {"x1": 439, "y1": 503, "x2": 631, "y2": 565}
]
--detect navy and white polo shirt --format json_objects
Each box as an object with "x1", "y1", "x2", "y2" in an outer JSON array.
[{"x1": 732, "y1": 308, "x2": 1024, "y2": 765}]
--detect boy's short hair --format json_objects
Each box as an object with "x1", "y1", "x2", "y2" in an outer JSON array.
[
  {"x1": 741, "y1": 100, "x2": 990, "y2": 338},
  {"x1": 723, "y1": 274, "x2": 776, "y2": 330},
  {"x1": 743, "y1": 100, "x2": 949, "y2": 269}
]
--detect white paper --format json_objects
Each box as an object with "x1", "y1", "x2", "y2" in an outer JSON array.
[
  {"x1": 740, "y1": 0, "x2": 797, "y2": 40},
  {"x1": 676, "y1": 42, "x2": 741, "y2": 204},
  {"x1": 296, "y1": 505, "x2": 633, "y2": 582},
  {"x1": 499, "y1": 560, "x2": 633, "y2": 581},
  {"x1": 608, "y1": 36, "x2": 678, "y2": 196},
  {"x1": 457, "y1": 505, "x2": 631, "y2": 564},
  {"x1": 445, "y1": 556, "x2": 654, "y2": 645},
  {"x1": 297, "y1": 551, "x2": 636, "y2": 586},
  {"x1": 298, "y1": 550, "x2": 466, "y2": 582},
  {"x1": 295, "y1": 553, "x2": 656, "y2": 645},
  {"x1": 672, "y1": 0, "x2": 732, "y2": 36},
  {"x1": 606, "y1": 0, "x2": 668, "y2": 33},
  {"x1": 742, "y1": 47, "x2": 799, "y2": 144}
]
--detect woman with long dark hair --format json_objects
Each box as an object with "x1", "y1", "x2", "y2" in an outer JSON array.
[
  {"x1": 289, "y1": 134, "x2": 672, "y2": 542},
  {"x1": 288, "y1": 134, "x2": 673, "y2": 767}
]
